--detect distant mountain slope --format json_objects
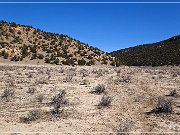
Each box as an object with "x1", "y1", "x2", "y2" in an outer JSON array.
[
  {"x1": 0, "y1": 21, "x2": 118, "y2": 66},
  {"x1": 110, "y1": 35, "x2": 180, "y2": 66}
]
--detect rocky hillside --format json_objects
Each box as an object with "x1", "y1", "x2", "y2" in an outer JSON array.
[
  {"x1": 0, "y1": 21, "x2": 119, "y2": 66},
  {"x1": 110, "y1": 35, "x2": 180, "y2": 66}
]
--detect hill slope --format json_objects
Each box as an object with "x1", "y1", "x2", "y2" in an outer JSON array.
[
  {"x1": 110, "y1": 35, "x2": 180, "y2": 66},
  {"x1": 0, "y1": 21, "x2": 117, "y2": 66}
]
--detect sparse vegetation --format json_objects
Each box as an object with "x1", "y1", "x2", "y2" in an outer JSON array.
[
  {"x1": 19, "y1": 109, "x2": 41, "y2": 123},
  {"x1": 92, "y1": 84, "x2": 106, "y2": 94},
  {"x1": 167, "y1": 90, "x2": 177, "y2": 97},
  {"x1": 27, "y1": 87, "x2": 36, "y2": 94},
  {"x1": 37, "y1": 94, "x2": 44, "y2": 103},
  {"x1": 98, "y1": 95, "x2": 111, "y2": 108},
  {"x1": 147, "y1": 97, "x2": 173, "y2": 114},
  {"x1": 50, "y1": 90, "x2": 67, "y2": 117},
  {"x1": 1, "y1": 88, "x2": 14, "y2": 102}
]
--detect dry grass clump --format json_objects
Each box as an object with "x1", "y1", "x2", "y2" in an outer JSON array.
[
  {"x1": 79, "y1": 69, "x2": 88, "y2": 77},
  {"x1": 114, "y1": 75, "x2": 131, "y2": 85},
  {"x1": 91, "y1": 84, "x2": 106, "y2": 94},
  {"x1": 95, "y1": 69, "x2": 104, "y2": 78},
  {"x1": 115, "y1": 124, "x2": 130, "y2": 135},
  {"x1": 167, "y1": 90, "x2": 177, "y2": 97},
  {"x1": 50, "y1": 90, "x2": 67, "y2": 117},
  {"x1": 64, "y1": 73, "x2": 74, "y2": 82},
  {"x1": 19, "y1": 109, "x2": 41, "y2": 123},
  {"x1": 27, "y1": 87, "x2": 36, "y2": 94},
  {"x1": 36, "y1": 94, "x2": 44, "y2": 103},
  {"x1": 1, "y1": 88, "x2": 15, "y2": 102},
  {"x1": 147, "y1": 97, "x2": 173, "y2": 114},
  {"x1": 97, "y1": 95, "x2": 111, "y2": 108},
  {"x1": 36, "y1": 78, "x2": 48, "y2": 84},
  {"x1": 6, "y1": 79, "x2": 15, "y2": 87}
]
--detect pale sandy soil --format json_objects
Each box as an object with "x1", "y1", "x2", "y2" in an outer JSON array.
[{"x1": 0, "y1": 63, "x2": 179, "y2": 135}]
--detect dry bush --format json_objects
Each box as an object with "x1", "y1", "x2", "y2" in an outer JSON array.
[
  {"x1": 19, "y1": 109, "x2": 41, "y2": 123},
  {"x1": 167, "y1": 90, "x2": 177, "y2": 97},
  {"x1": 79, "y1": 69, "x2": 88, "y2": 77},
  {"x1": 1, "y1": 88, "x2": 14, "y2": 101},
  {"x1": 98, "y1": 95, "x2": 111, "y2": 108},
  {"x1": 27, "y1": 87, "x2": 36, "y2": 94},
  {"x1": 114, "y1": 118, "x2": 132, "y2": 135},
  {"x1": 50, "y1": 90, "x2": 67, "y2": 117},
  {"x1": 147, "y1": 97, "x2": 172, "y2": 114},
  {"x1": 64, "y1": 73, "x2": 74, "y2": 82},
  {"x1": 115, "y1": 124, "x2": 129, "y2": 135},
  {"x1": 28, "y1": 73, "x2": 33, "y2": 78},
  {"x1": 37, "y1": 94, "x2": 44, "y2": 103},
  {"x1": 59, "y1": 67, "x2": 64, "y2": 73},
  {"x1": 6, "y1": 79, "x2": 15, "y2": 87},
  {"x1": 92, "y1": 84, "x2": 106, "y2": 94},
  {"x1": 95, "y1": 69, "x2": 104, "y2": 78},
  {"x1": 36, "y1": 78, "x2": 48, "y2": 84},
  {"x1": 121, "y1": 75, "x2": 131, "y2": 83},
  {"x1": 114, "y1": 75, "x2": 131, "y2": 85}
]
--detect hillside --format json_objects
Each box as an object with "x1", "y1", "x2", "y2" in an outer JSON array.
[
  {"x1": 110, "y1": 35, "x2": 180, "y2": 66},
  {"x1": 0, "y1": 21, "x2": 119, "y2": 66}
]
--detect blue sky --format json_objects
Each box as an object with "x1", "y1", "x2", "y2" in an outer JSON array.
[{"x1": 0, "y1": 1, "x2": 180, "y2": 52}]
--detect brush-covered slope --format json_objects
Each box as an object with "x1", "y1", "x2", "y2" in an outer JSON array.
[
  {"x1": 110, "y1": 35, "x2": 180, "y2": 66},
  {"x1": 0, "y1": 21, "x2": 118, "y2": 66}
]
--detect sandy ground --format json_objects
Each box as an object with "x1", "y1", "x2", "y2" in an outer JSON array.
[{"x1": 0, "y1": 63, "x2": 179, "y2": 134}]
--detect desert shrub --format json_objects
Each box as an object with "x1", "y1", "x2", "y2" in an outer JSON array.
[
  {"x1": 30, "y1": 53, "x2": 37, "y2": 60},
  {"x1": 54, "y1": 58, "x2": 59, "y2": 65},
  {"x1": 1, "y1": 88, "x2": 15, "y2": 101},
  {"x1": 46, "y1": 48, "x2": 53, "y2": 53},
  {"x1": 37, "y1": 54, "x2": 44, "y2": 59},
  {"x1": 6, "y1": 80, "x2": 15, "y2": 87},
  {"x1": 79, "y1": 69, "x2": 88, "y2": 77},
  {"x1": 17, "y1": 30, "x2": 21, "y2": 35},
  {"x1": 50, "y1": 53, "x2": 56, "y2": 61},
  {"x1": 36, "y1": 78, "x2": 48, "y2": 84},
  {"x1": 27, "y1": 87, "x2": 36, "y2": 94},
  {"x1": 37, "y1": 94, "x2": 44, "y2": 103},
  {"x1": 98, "y1": 95, "x2": 111, "y2": 108},
  {"x1": 86, "y1": 60, "x2": 95, "y2": 66},
  {"x1": 64, "y1": 73, "x2": 74, "y2": 82},
  {"x1": 120, "y1": 75, "x2": 131, "y2": 83},
  {"x1": 147, "y1": 97, "x2": 172, "y2": 114},
  {"x1": 3, "y1": 51, "x2": 9, "y2": 59},
  {"x1": 68, "y1": 54, "x2": 73, "y2": 57},
  {"x1": 21, "y1": 45, "x2": 29, "y2": 58},
  {"x1": 110, "y1": 60, "x2": 116, "y2": 66},
  {"x1": 78, "y1": 58, "x2": 86, "y2": 66},
  {"x1": 95, "y1": 69, "x2": 104, "y2": 78},
  {"x1": 45, "y1": 57, "x2": 50, "y2": 63},
  {"x1": 93, "y1": 84, "x2": 106, "y2": 94},
  {"x1": 172, "y1": 73, "x2": 178, "y2": 78},
  {"x1": 101, "y1": 58, "x2": 108, "y2": 65},
  {"x1": 11, "y1": 55, "x2": 20, "y2": 61},
  {"x1": 50, "y1": 90, "x2": 66, "y2": 116},
  {"x1": 30, "y1": 45, "x2": 37, "y2": 53},
  {"x1": 167, "y1": 90, "x2": 177, "y2": 97},
  {"x1": 20, "y1": 109, "x2": 41, "y2": 123},
  {"x1": 78, "y1": 45, "x2": 84, "y2": 50},
  {"x1": 115, "y1": 122, "x2": 130, "y2": 135},
  {"x1": 62, "y1": 58, "x2": 75, "y2": 65}
]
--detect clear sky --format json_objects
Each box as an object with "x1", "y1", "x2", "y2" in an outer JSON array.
[{"x1": 0, "y1": 0, "x2": 180, "y2": 52}]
